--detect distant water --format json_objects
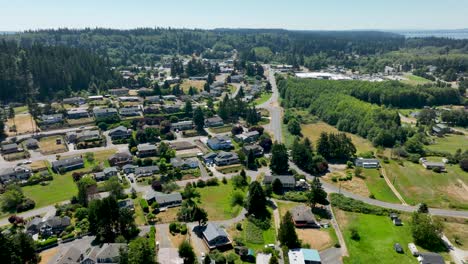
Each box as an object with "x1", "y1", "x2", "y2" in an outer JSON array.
[{"x1": 394, "y1": 30, "x2": 468, "y2": 39}]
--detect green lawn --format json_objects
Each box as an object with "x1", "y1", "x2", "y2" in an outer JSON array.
[
  {"x1": 384, "y1": 159, "x2": 468, "y2": 209},
  {"x1": 240, "y1": 214, "x2": 276, "y2": 250},
  {"x1": 197, "y1": 180, "x2": 246, "y2": 220},
  {"x1": 22, "y1": 171, "x2": 77, "y2": 208},
  {"x1": 253, "y1": 92, "x2": 272, "y2": 106},
  {"x1": 14, "y1": 105, "x2": 29, "y2": 114},
  {"x1": 362, "y1": 169, "x2": 400, "y2": 203},
  {"x1": 426, "y1": 134, "x2": 468, "y2": 153},
  {"x1": 338, "y1": 211, "x2": 417, "y2": 264},
  {"x1": 402, "y1": 74, "x2": 432, "y2": 86}
]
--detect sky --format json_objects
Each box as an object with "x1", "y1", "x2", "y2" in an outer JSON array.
[{"x1": 1, "y1": 0, "x2": 468, "y2": 31}]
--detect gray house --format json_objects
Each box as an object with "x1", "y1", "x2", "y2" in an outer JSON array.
[
  {"x1": 214, "y1": 151, "x2": 240, "y2": 166},
  {"x1": 67, "y1": 109, "x2": 89, "y2": 119},
  {"x1": 93, "y1": 108, "x2": 119, "y2": 119},
  {"x1": 2, "y1": 143, "x2": 20, "y2": 154},
  {"x1": 355, "y1": 158, "x2": 380, "y2": 168},
  {"x1": 136, "y1": 143, "x2": 157, "y2": 157},
  {"x1": 144, "y1": 190, "x2": 182, "y2": 208},
  {"x1": 0, "y1": 166, "x2": 32, "y2": 184},
  {"x1": 135, "y1": 165, "x2": 160, "y2": 178},
  {"x1": 40, "y1": 114, "x2": 64, "y2": 125},
  {"x1": 263, "y1": 175, "x2": 296, "y2": 189},
  {"x1": 52, "y1": 156, "x2": 84, "y2": 173},
  {"x1": 108, "y1": 126, "x2": 132, "y2": 140},
  {"x1": 290, "y1": 205, "x2": 320, "y2": 228},
  {"x1": 202, "y1": 223, "x2": 232, "y2": 249},
  {"x1": 205, "y1": 116, "x2": 224, "y2": 127}
]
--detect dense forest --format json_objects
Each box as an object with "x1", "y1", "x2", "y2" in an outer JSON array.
[
  {"x1": 1, "y1": 28, "x2": 405, "y2": 66},
  {"x1": 278, "y1": 77, "x2": 412, "y2": 147},
  {"x1": 283, "y1": 79, "x2": 462, "y2": 108},
  {"x1": 0, "y1": 40, "x2": 120, "y2": 102}
]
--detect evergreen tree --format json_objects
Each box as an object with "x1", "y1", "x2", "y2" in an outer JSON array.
[
  {"x1": 270, "y1": 142, "x2": 289, "y2": 175},
  {"x1": 184, "y1": 100, "x2": 193, "y2": 115},
  {"x1": 246, "y1": 181, "x2": 267, "y2": 216},
  {"x1": 278, "y1": 211, "x2": 300, "y2": 248},
  {"x1": 193, "y1": 107, "x2": 205, "y2": 132},
  {"x1": 246, "y1": 149, "x2": 256, "y2": 170},
  {"x1": 272, "y1": 178, "x2": 283, "y2": 194},
  {"x1": 179, "y1": 241, "x2": 196, "y2": 264},
  {"x1": 307, "y1": 177, "x2": 328, "y2": 209}
]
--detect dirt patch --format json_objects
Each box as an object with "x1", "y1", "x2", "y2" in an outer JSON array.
[
  {"x1": 169, "y1": 233, "x2": 187, "y2": 248},
  {"x1": 30, "y1": 160, "x2": 49, "y2": 172},
  {"x1": 181, "y1": 80, "x2": 206, "y2": 93},
  {"x1": 156, "y1": 207, "x2": 179, "y2": 223},
  {"x1": 296, "y1": 228, "x2": 333, "y2": 251},
  {"x1": 39, "y1": 247, "x2": 59, "y2": 264},
  {"x1": 6, "y1": 113, "x2": 38, "y2": 135},
  {"x1": 323, "y1": 172, "x2": 370, "y2": 197},
  {"x1": 333, "y1": 209, "x2": 349, "y2": 229},
  {"x1": 445, "y1": 181, "x2": 468, "y2": 203},
  {"x1": 38, "y1": 136, "x2": 68, "y2": 155}
]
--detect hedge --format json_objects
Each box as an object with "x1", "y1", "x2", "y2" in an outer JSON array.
[
  {"x1": 330, "y1": 193, "x2": 397, "y2": 215},
  {"x1": 36, "y1": 237, "x2": 58, "y2": 248},
  {"x1": 140, "y1": 199, "x2": 149, "y2": 213}
]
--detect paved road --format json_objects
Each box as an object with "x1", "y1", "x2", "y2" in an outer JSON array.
[{"x1": 258, "y1": 67, "x2": 283, "y2": 143}]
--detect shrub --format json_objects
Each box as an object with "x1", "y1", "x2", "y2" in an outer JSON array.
[
  {"x1": 236, "y1": 223, "x2": 243, "y2": 231},
  {"x1": 222, "y1": 177, "x2": 228, "y2": 184},
  {"x1": 330, "y1": 193, "x2": 395, "y2": 215},
  {"x1": 206, "y1": 178, "x2": 219, "y2": 186},
  {"x1": 432, "y1": 167, "x2": 442, "y2": 173},
  {"x1": 180, "y1": 224, "x2": 188, "y2": 235},
  {"x1": 169, "y1": 222, "x2": 179, "y2": 234},
  {"x1": 36, "y1": 237, "x2": 58, "y2": 248},
  {"x1": 140, "y1": 199, "x2": 149, "y2": 213},
  {"x1": 16, "y1": 198, "x2": 35, "y2": 212},
  {"x1": 350, "y1": 227, "x2": 360, "y2": 241},
  {"x1": 196, "y1": 179, "x2": 206, "y2": 188}
]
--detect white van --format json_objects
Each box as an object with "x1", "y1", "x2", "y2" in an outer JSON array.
[{"x1": 408, "y1": 243, "x2": 418, "y2": 256}]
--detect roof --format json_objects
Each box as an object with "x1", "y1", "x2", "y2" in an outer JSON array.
[
  {"x1": 93, "y1": 108, "x2": 118, "y2": 114},
  {"x1": 203, "y1": 222, "x2": 228, "y2": 242},
  {"x1": 137, "y1": 143, "x2": 157, "y2": 151},
  {"x1": 56, "y1": 246, "x2": 82, "y2": 264},
  {"x1": 23, "y1": 138, "x2": 39, "y2": 145},
  {"x1": 109, "y1": 126, "x2": 129, "y2": 134},
  {"x1": 291, "y1": 205, "x2": 317, "y2": 223},
  {"x1": 423, "y1": 161, "x2": 445, "y2": 167},
  {"x1": 52, "y1": 156, "x2": 84, "y2": 168},
  {"x1": 155, "y1": 192, "x2": 182, "y2": 205},
  {"x1": 135, "y1": 165, "x2": 159, "y2": 174},
  {"x1": 355, "y1": 158, "x2": 379, "y2": 163},
  {"x1": 203, "y1": 152, "x2": 217, "y2": 160},
  {"x1": 206, "y1": 116, "x2": 223, "y2": 123},
  {"x1": 2, "y1": 143, "x2": 18, "y2": 150},
  {"x1": 96, "y1": 243, "x2": 127, "y2": 260},
  {"x1": 263, "y1": 175, "x2": 296, "y2": 185},
  {"x1": 109, "y1": 152, "x2": 132, "y2": 160},
  {"x1": 216, "y1": 151, "x2": 238, "y2": 160},
  {"x1": 44, "y1": 216, "x2": 71, "y2": 228},
  {"x1": 104, "y1": 167, "x2": 118, "y2": 174},
  {"x1": 419, "y1": 252, "x2": 444, "y2": 264},
  {"x1": 123, "y1": 164, "x2": 137, "y2": 169},
  {"x1": 288, "y1": 249, "x2": 321, "y2": 264}
]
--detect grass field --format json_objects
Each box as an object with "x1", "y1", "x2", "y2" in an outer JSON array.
[
  {"x1": 197, "y1": 180, "x2": 246, "y2": 220},
  {"x1": 38, "y1": 136, "x2": 68, "y2": 155},
  {"x1": 436, "y1": 217, "x2": 468, "y2": 250},
  {"x1": 335, "y1": 210, "x2": 417, "y2": 264},
  {"x1": 426, "y1": 134, "x2": 468, "y2": 153},
  {"x1": 402, "y1": 74, "x2": 433, "y2": 86},
  {"x1": 14, "y1": 105, "x2": 29, "y2": 114},
  {"x1": 301, "y1": 121, "x2": 376, "y2": 154},
  {"x1": 253, "y1": 92, "x2": 272, "y2": 106},
  {"x1": 241, "y1": 217, "x2": 276, "y2": 250},
  {"x1": 362, "y1": 168, "x2": 400, "y2": 203},
  {"x1": 22, "y1": 171, "x2": 77, "y2": 208},
  {"x1": 6, "y1": 113, "x2": 37, "y2": 135},
  {"x1": 384, "y1": 159, "x2": 468, "y2": 209},
  {"x1": 67, "y1": 117, "x2": 95, "y2": 126},
  {"x1": 208, "y1": 125, "x2": 232, "y2": 134},
  {"x1": 180, "y1": 80, "x2": 206, "y2": 93},
  {"x1": 30, "y1": 160, "x2": 49, "y2": 172}
]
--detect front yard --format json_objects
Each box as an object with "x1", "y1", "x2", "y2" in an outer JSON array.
[{"x1": 197, "y1": 180, "x2": 246, "y2": 220}]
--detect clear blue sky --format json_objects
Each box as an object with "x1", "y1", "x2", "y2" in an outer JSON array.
[{"x1": 1, "y1": 0, "x2": 467, "y2": 31}]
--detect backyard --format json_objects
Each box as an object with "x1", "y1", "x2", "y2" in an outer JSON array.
[
  {"x1": 384, "y1": 159, "x2": 468, "y2": 209},
  {"x1": 335, "y1": 209, "x2": 417, "y2": 264},
  {"x1": 197, "y1": 180, "x2": 246, "y2": 220}
]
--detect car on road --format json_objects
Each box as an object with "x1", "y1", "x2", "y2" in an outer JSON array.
[
  {"x1": 394, "y1": 243, "x2": 404, "y2": 253},
  {"x1": 18, "y1": 160, "x2": 32, "y2": 165}
]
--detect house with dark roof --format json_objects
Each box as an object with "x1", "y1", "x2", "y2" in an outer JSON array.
[
  {"x1": 242, "y1": 144, "x2": 264, "y2": 157},
  {"x1": 22, "y1": 138, "x2": 39, "y2": 150},
  {"x1": 170, "y1": 157, "x2": 199, "y2": 169},
  {"x1": 63, "y1": 97, "x2": 86, "y2": 105},
  {"x1": 94, "y1": 167, "x2": 118, "y2": 182},
  {"x1": 290, "y1": 205, "x2": 319, "y2": 228},
  {"x1": 40, "y1": 216, "x2": 71, "y2": 237},
  {"x1": 203, "y1": 152, "x2": 218, "y2": 164},
  {"x1": 119, "y1": 106, "x2": 141, "y2": 117},
  {"x1": 118, "y1": 199, "x2": 134, "y2": 211},
  {"x1": 93, "y1": 108, "x2": 119, "y2": 120},
  {"x1": 40, "y1": 114, "x2": 64, "y2": 125},
  {"x1": 108, "y1": 126, "x2": 132, "y2": 140},
  {"x1": 122, "y1": 164, "x2": 137, "y2": 174},
  {"x1": 214, "y1": 151, "x2": 240, "y2": 166},
  {"x1": 25, "y1": 216, "x2": 43, "y2": 235},
  {"x1": 207, "y1": 135, "x2": 233, "y2": 150},
  {"x1": 51, "y1": 156, "x2": 84, "y2": 173},
  {"x1": 205, "y1": 116, "x2": 224, "y2": 127},
  {"x1": 420, "y1": 158, "x2": 446, "y2": 171},
  {"x1": 136, "y1": 143, "x2": 157, "y2": 157},
  {"x1": 67, "y1": 108, "x2": 90, "y2": 119},
  {"x1": 109, "y1": 87, "x2": 129, "y2": 96},
  {"x1": 171, "y1": 120, "x2": 194, "y2": 131},
  {"x1": 354, "y1": 158, "x2": 380, "y2": 168},
  {"x1": 0, "y1": 166, "x2": 32, "y2": 184},
  {"x1": 432, "y1": 124, "x2": 451, "y2": 136},
  {"x1": 417, "y1": 252, "x2": 444, "y2": 264},
  {"x1": 230, "y1": 75, "x2": 244, "y2": 83},
  {"x1": 202, "y1": 222, "x2": 232, "y2": 249},
  {"x1": 108, "y1": 152, "x2": 133, "y2": 167},
  {"x1": 146, "y1": 96, "x2": 162, "y2": 104},
  {"x1": 144, "y1": 191, "x2": 182, "y2": 208},
  {"x1": 263, "y1": 175, "x2": 296, "y2": 189},
  {"x1": 135, "y1": 165, "x2": 159, "y2": 178},
  {"x1": 66, "y1": 130, "x2": 101, "y2": 143},
  {"x1": 2, "y1": 143, "x2": 20, "y2": 154}
]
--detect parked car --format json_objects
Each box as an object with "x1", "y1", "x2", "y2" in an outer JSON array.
[{"x1": 394, "y1": 243, "x2": 404, "y2": 253}]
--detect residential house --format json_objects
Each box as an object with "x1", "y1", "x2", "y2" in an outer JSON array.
[
  {"x1": 109, "y1": 88, "x2": 129, "y2": 96},
  {"x1": 146, "y1": 96, "x2": 162, "y2": 104},
  {"x1": 94, "y1": 167, "x2": 118, "y2": 182},
  {"x1": 108, "y1": 152, "x2": 133, "y2": 167},
  {"x1": 144, "y1": 190, "x2": 182, "y2": 208},
  {"x1": 118, "y1": 96, "x2": 140, "y2": 102},
  {"x1": 56, "y1": 243, "x2": 126, "y2": 264},
  {"x1": 40, "y1": 114, "x2": 64, "y2": 125},
  {"x1": 1, "y1": 143, "x2": 20, "y2": 154},
  {"x1": 230, "y1": 75, "x2": 244, "y2": 83},
  {"x1": 51, "y1": 156, "x2": 84, "y2": 173},
  {"x1": 88, "y1": 95, "x2": 104, "y2": 101},
  {"x1": 207, "y1": 135, "x2": 233, "y2": 150},
  {"x1": 25, "y1": 217, "x2": 43, "y2": 235},
  {"x1": 93, "y1": 108, "x2": 119, "y2": 120},
  {"x1": 40, "y1": 216, "x2": 71, "y2": 237},
  {"x1": 122, "y1": 164, "x2": 137, "y2": 174},
  {"x1": 354, "y1": 158, "x2": 380, "y2": 168},
  {"x1": 263, "y1": 175, "x2": 296, "y2": 189},
  {"x1": 171, "y1": 120, "x2": 194, "y2": 131},
  {"x1": 189, "y1": 76, "x2": 208, "y2": 81},
  {"x1": 432, "y1": 124, "x2": 451, "y2": 136},
  {"x1": 119, "y1": 106, "x2": 141, "y2": 117},
  {"x1": 144, "y1": 105, "x2": 161, "y2": 114},
  {"x1": 162, "y1": 104, "x2": 181, "y2": 113},
  {"x1": 63, "y1": 97, "x2": 85, "y2": 105},
  {"x1": 290, "y1": 205, "x2": 320, "y2": 228},
  {"x1": 214, "y1": 151, "x2": 240, "y2": 166},
  {"x1": 205, "y1": 116, "x2": 224, "y2": 127},
  {"x1": 118, "y1": 199, "x2": 134, "y2": 211},
  {"x1": 162, "y1": 95, "x2": 177, "y2": 101},
  {"x1": 203, "y1": 152, "x2": 218, "y2": 164},
  {"x1": 136, "y1": 143, "x2": 157, "y2": 157},
  {"x1": 170, "y1": 157, "x2": 199, "y2": 169},
  {"x1": 67, "y1": 109, "x2": 90, "y2": 119},
  {"x1": 234, "y1": 131, "x2": 259, "y2": 143},
  {"x1": 108, "y1": 126, "x2": 132, "y2": 140},
  {"x1": 417, "y1": 252, "x2": 444, "y2": 264},
  {"x1": 135, "y1": 165, "x2": 160, "y2": 178},
  {"x1": 256, "y1": 253, "x2": 272, "y2": 264},
  {"x1": 202, "y1": 222, "x2": 232, "y2": 249},
  {"x1": 23, "y1": 138, "x2": 39, "y2": 149},
  {"x1": 242, "y1": 144, "x2": 264, "y2": 157},
  {"x1": 421, "y1": 159, "x2": 446, "y2": 171},
  {"x1": 0, "y1": 166, "x2": 32, "y2": 184},
  {"x1": 288, "y1": 248, "x2": 321, "y2": 264},
  {"x1": 67, "y1": 130, "x2": 101, "y2": 144},
  {"x1": 169, "y1": 141, "x2": 196, "y2": 151}
]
